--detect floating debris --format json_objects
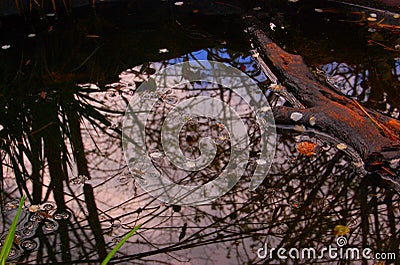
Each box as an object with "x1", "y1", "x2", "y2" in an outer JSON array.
[
  {"x1": 367, "y1": 17, "x2": 377, "y2": 22},
  {"x1": 336, "y1": 143, "x2": 347, "y2": 150},
  {"x1": 309, "y1": 116, "x2": 316, "y2": 126},
  {"x1": 28, "y1": 33, "x2": 36, "y2": 38},
  {"x1": 29, "y1": 205, "x2": 40, "y2": 213},
  {"x1": 256, "y1": 159, "x2": 267, "y2": 165},
  {"x1": 186, "y1": 161, "x2": 196, "y2": 168},
  {"x1": 296, "y1": 141, "x2": 316, "y2": 156},
  {"x1": 174, "y1": 1, "x2": 184, "y2": 6},
  {"x1": 334, "y1": 225, "x2": 350, "y2": 236},
  {"x1": 149, "y1": 151, "x2": 163, "y2": 159},
  {"x1": 253, "y1": 7, "x2": 261, "y2": 11},
  {"x1": 369, "y1": 13, "x2": 377, "y2": 18},
  {"x1": 269, "y1": 22, "x2": 276, "y2": 31},
  {"x1": 290, "y1": 112, "x2": 303, "y2": 122},
  {"x1": 159, "y1": 48, "x2": 169, "y2": 53},
  {"x1": 294, "y1": 124, "x2": 306, "y2": 132},
  {"x1": 315, "y1": 8, "x2": 323, "y2": 13},
  {"x1": 1, "y1": 45, "x2": 11, "y2": 50},
  {"x1": 0, "y1": 124, "x2": 3, "y2": 131}
]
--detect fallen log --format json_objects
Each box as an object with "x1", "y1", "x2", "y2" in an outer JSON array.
[{"x1": 243, "y1": 15, "x2": 400, "y2": 191}]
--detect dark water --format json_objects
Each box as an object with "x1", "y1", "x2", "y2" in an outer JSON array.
[{"x1": 0, "y1": 2, "x2": 400, "y2": 264}]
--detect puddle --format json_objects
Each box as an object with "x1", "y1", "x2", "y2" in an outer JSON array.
[{"x1": 1, "y1": 2, "x2": 399, "y2": 264}]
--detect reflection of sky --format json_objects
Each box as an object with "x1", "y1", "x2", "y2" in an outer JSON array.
[
  {"x1": 321, "y1": 62, "x2": 369, "y2": 101},
  {"x1": 393, "y1": 58, "x2": 400, "y2": 81}
]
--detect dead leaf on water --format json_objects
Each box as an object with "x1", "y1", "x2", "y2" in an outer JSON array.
[
  {"x1": 334, "y1": 225, "x2": 350, "y2": 236},
  {"x1": 296, "y1": 141, "x2": 316, "y2": 156}
]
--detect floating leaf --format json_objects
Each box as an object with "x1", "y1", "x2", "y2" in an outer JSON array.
[
  {"x1": 334, "y1": 225, "x2": 350, "y2": 236},
  {"x1": 296, "y1": 141, "x2": 316, "y2": 156}
]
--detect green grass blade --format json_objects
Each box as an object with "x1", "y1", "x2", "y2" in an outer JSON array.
[
  {"x1": 0, "y1": 195, "x2": 25, "y2": 265},
  {"x1": 101, "y1": 224, "x2": 142, "y2": 265}
]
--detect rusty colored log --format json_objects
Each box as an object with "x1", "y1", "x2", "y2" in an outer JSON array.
[{"x1": 244, "y1": 15, "x2": 400, "y2": 189}]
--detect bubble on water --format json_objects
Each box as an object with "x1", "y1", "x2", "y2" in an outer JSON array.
[
  {"x1": 30, "y1": 212, "x2": 45, "y2": 222},
  {"x1": 69, "y1": 174, "x2": 89, "y2": 185},
  {"x1": 42, "y1": 220, "x2": 59, "y2": 234},
  {"x1": 24, "y1": 221, "x2": 39, "y2": 230},
  {"x1": 53, "y1": 211, "x2": 72, "y2": 220},
  {"x1": 163, "y1": 95, "x2": 178, "y2": 105},
  {"x1": 111, "y1": 219, "x2": 122, "y2": 229},
  {"x1": 7, "y1": 247, "x2": 21, "y2": 260},
  {"x1": 117, "y1": 173, "x2": 132, "y2": 185},
  {"x1": 40, "y1": 202, "x2": 57, "y2": 212},
  {"x1": 21, "y1": 228, "x2": 36, "y2": 238},
  {"x1": 21, "y1": 239, "x2": 38, "y2": 251},
  {"x1": 4, "y1": 201, "x2": 19, "y2": 211}
]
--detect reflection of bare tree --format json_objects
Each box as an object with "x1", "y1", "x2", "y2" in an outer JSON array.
[
  {"x1": 1, "y1": 10, "x2": 399, "y2": 265},
  {"x1": 321, "y1": 59, "x2": 400, "y2": 119}
]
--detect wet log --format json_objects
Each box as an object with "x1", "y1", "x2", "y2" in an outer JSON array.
[{"x1": 243, "y1": 15, "x2": 400, "y2": 191}]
